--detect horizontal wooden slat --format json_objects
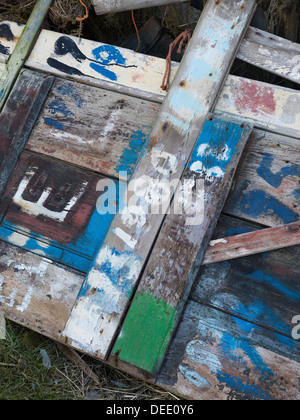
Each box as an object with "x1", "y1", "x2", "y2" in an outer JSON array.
[
  {"x1": 203, "y1": 222, "x2": 300, "y2": 265},
  {"x1": 237, "y1": 26, "x2": 300, "y2": 85},
  {"x1": 223, "y1": 129, "x2": 300, "y2": 227},
  {"x1": 0, "y1": 241, "x2": 84, "y2": 340},
  {"x1": 1, "y1": 22, "x2": 300, "y2": 136},
  {"x1": 191, "y1": 214, "x2": 300, "y2": 338},
  {"x1": 0, "y1": 151, "x2": 118, "y2": 272},
  {"x1": 157, "y1": 301, "x2": 300, "y2": 400},
  {"x1": 92, "y1": 0, "x2": 186, "y2": 15},
  {"x1": 28, "y1": 77, "x2": 159, "y2": 179}
]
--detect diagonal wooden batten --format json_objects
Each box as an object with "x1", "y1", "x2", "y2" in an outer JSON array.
[
  {"x1": 237, "y1": 26, "x2": 300, "y2": 85},
  {"x1": 0, "y1": 0, "x2": 53, "y2": 112},
  {"x1": 113, "y1": 116, "x2": 253, "y2": 374},
  {"x1": 62, "y1": 0, "x2": 257, "y2": 360},
  {"x1": 203, "y1": 222, "x2": 300, "y2": 265},
  {"x1": 92, "y1": 0, "x2": 186, "y2": 15}
]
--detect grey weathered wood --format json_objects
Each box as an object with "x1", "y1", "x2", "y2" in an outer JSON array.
[
  {"x1": 0, "y1": 241, "x2": 84, "y2": 341},
  {"x1": 237, "y1": 26, "x2": 300, "y2": 84},
  {"x1": 203, "y1": 222, "x2": 300, "y2": 265},
  {"x1": 62, "y1": 0, "x2": 256, "y2": 360},
  {"x1": 28, "y1": 77, "x2": 160, "y2": 180},
  {"x1": 92, "y1": 0, "x2": 186, "y2": 15}
]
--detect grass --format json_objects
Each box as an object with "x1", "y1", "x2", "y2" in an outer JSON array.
[{"x1": 0, "y1": 320, "x2": 180, "y2": 400}]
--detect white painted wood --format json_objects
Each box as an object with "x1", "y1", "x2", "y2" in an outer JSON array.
[
  {"x1": 92, "y1": 0, "x2": 186, "y2": 15},
  {"x1": 0, "y1": 21, "x2": 24, "y2": 64},
  {"x1": 63, "y1": 0, "x2": 256, "y2": 359},
  {"x1": 237, "y1": 27, "x2": 300, "y2": 84}
]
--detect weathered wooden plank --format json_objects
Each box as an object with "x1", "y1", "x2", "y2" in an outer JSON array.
[
  {"x1": 2, "y1": 23, "x2": 300, "y2": 136},
  {"x1": 237, "y1": 27, "x2": 300, "y2": 85},
  {"x1": 63, "y1": 0, "x2": 256, "y2": 360},
  {"x1": 0, "y1": 70, "x2": 54, "y2": 201},
  {"x1": 0, "y1": 151, "x2": 118, "y2": 273},
  {"x1": 0, "y1": 21, "x2": 23, "y2": 64},
  {"x1": 191, "y1": 214, "x2": 300, "y2": 338},
  {"x1": 0, "y1": 0, "x2": 53, "y2": 111},
  {"x1": 203, "y1": 222, "x2": 300, "y2": 265},
  {"x1": 113, "y1": 117, "x2": 253, "y2": 374},
  {"x1": 157, "y1": 301, "x2": 300, "y2": 400},
  {"x1": 0, "y1": 241, "x2": 84, "y2": 341},
  {"x1": 27, "y1": 77, "x2": 159, "y2": 179},
  {"x1": 223, "y1": 129, "x2": 300, "y2": 227},
  {"x1": 92, "y1": 0, "x2": 186, "y2": 15},
  {"x1": 216, "y1": 76, "x2": 300, "y2": 139}
]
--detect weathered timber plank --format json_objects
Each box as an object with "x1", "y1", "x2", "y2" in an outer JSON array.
[
  {"x1": 191, "y1": 214, "x2": 300, "y2": 338},
  {"x1": 62, "y1": 0, "x2": 257, "y2": 359},
  {"x1": 0, "y1": 21, "x2": 24, "y2": 64},
  {"x1": 237, "y1": 26, "x2": 300, "y2": 84},
  {"x1": 0, "y1": 241, "x2": 84, "y2": 341},
  {"x1": 2, "y1": 23, "x2": 300, "y2": 136},
  {"x1": 27, "y1": 77, "x2": 159, "y2": 179},
  {"x1": 203, "y1": 221, "x2": 300, "y2": 265},
  {"x1": 157, "y1": 301, "x2": 300, "y2": 400},
  {"x1": 92, "y1": 0, "x2": 186, "y2": 15},
  {"x1": 0, "y1": 70, "x2": 54, "y2": 202},
  {"x1": 223, "y1": 129, "x2": 300, "y2": 227},
  {"x1": 0, "y1": 0, "x2": 53, "y2": 111},
  {"x1": 0, "y1": 151, "x2": 118, "y2": 272},
  {"x1": 215, "y1": 76, "x2": 300, "y2": 139},
  {"x1": 113, "y1": 117, "x2": 253, "y2": 374}
]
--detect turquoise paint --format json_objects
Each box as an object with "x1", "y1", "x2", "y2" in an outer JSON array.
[
  {"x1": 169, "y1": 89, "x2": 205, "y2": 115},
  {"x1": 179, "y1": 365, "x2": 211, "y2": 388}
]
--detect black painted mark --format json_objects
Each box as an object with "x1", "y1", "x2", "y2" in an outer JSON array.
[
  {"x1": 0, "y1": 24, "x2": 15, "y2": 41},
  {"x1": 0, "y1": 44, "x2": 10, "y2": 56}
]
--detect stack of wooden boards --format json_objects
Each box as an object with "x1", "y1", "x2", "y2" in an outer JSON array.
[{"x1": 0, "y1": 0, "x2": 300, "y2": 400}]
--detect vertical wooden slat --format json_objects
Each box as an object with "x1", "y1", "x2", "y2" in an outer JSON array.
[
  {"x1": 63, "y1": 0, "x2": 257, "y2": 360},
  {"x1": 0, "y1": 0, "x2": 53, "y2": 111},
  {"x1": 0, "y1": 70, "x2": 54, "y2": 209},
  {"x1": 92, "y1": 0, "x2": 186, "y2": 15}
]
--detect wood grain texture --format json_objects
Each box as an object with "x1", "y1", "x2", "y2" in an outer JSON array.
[
  {"x1": 0, "y1": 69, "x2": 54, "y2": 201},
  {"x1": 62, "y1": 0, "x2": 256, "y2": 360},
  {"x1": 2, "y1": 23, "x2": 300, "y2": 133},
  {"x1": 0, "y1": 151, "x2": 118, "y2": 273},
  {"x1": 92, "y1": 0, "x2": 186, "y2": 15},
  {"x1": 216, "y1": 76, "x2": 300, "y2": 139},
  {"x1": 0, "y1": 241, "x2": 84, "y2": 341},
  {"x1": 223, "y1": 129, "x2": 300, "y2": 227},
  {"x1": 237, "y1": 27, "x2": 300, "y2": 84},
  {"x1": 113, "y1": 117, "x2": 253, "y2": 374},
  {"x1": 191, "y1": 215, "x2": 300, "y2": 338},
  {"x1": 27, "y1": 77, "x2": 159, "y2": 179},
  {"x1": 157, "y1": 301, "x2": 300, "y2": 400},
  {"x1": 0, "y1": 0, "x2": 53, "y2": 111},
  {"x1": 203, "y1": 222, "x2": 300, "y2": 265}
]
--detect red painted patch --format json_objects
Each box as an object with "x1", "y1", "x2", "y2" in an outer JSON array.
[{"x1": 234, "y1": 79, "x2": 276, "y2": 116}]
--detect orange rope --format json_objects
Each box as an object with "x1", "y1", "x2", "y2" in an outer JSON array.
[
  {"x1": 76, "y1": 0, "x2": 89, "y2": 22},
  {"x1": 131, "y1": 10, "x2": 141, "y2": 53},
  {"x1": 161, "y1": 29, "x2": 192, "y2": 92}
]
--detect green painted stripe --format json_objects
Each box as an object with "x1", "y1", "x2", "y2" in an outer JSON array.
[
  {"x1": 113, "y1": 291, "x2": 177, "y2": 374},
  {"x1": 0, "y1": 0, "x2": 53, "y2": 111}
]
